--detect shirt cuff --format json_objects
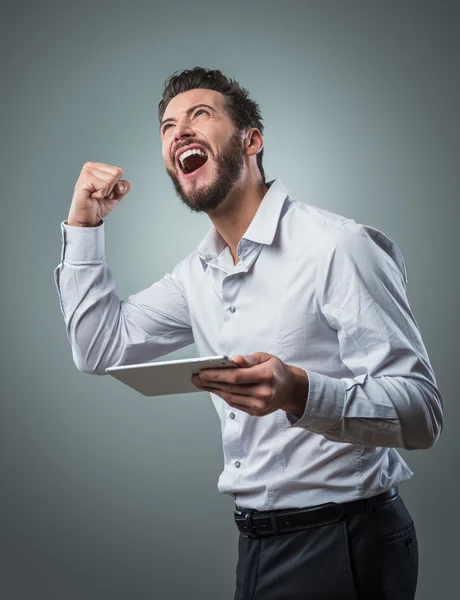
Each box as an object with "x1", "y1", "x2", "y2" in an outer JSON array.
[
  {"x1": 60, "y1": 220, "x2": 105, "y2": 262},
  {"x1": 287, "y1": 370, "x2": 346, "y2": 433}
]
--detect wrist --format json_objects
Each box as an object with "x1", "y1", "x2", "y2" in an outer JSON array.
[
  {"x1": 66, "y1": 218, "x2": 102, "y2": 228},
  {"x1": 284, "y1": 366, "x2": 309, "y2": 419}
]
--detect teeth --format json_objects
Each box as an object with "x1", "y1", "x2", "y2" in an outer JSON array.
[{"x1": 178, "y1": 148, "x2": 208, "y2": 166}]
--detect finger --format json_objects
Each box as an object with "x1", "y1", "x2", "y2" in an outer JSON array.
[
  {"x1": 230, "y1": 355, "x2": 253, "y2": 368},
  {"x1": 85, "y1": 167, "x2": 121, "y2": 197},
  {"x1": 231, "y1": 352, "x2": 272, "y2": 368},
  {"x1": 81, "y1": 174, "x2": 115, "y2": 199},
  {"x1": 202, "y1": 388, "x2": 268, "y2": 414},
  {"x1": 85, "y1": 173, "x2": 129, "y2": 201},
  {"x1": 86, "y1": 162, "x2": 124, "y2": 177},
  {"x1": 109, "y1": 180, "x2": 130, "y2": 199},
  {"x1": 192, "y1": 377, "x2": 265, "y2": 397},
  {"x1": 199, "y1": 362, "x2": 269, "y2": 385}
]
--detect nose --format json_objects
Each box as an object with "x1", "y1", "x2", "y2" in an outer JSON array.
[{"x1": 174, "y1": 116, "x2": 196, "y2": 141}]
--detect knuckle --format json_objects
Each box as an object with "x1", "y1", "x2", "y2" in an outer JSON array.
[
  {"x1": 257, "y1": 399, "x2": 268, "y2": 410},
  {"x1": 260, "y1": 386, "x2": 272, "y2": 400},
  {"x1": 75, "y1": 176, "x2": 87, "y2": 189}
]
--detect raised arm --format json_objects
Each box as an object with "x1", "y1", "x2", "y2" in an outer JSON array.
[{"x1": 54, "y1": 162, "x2": 194, "y2": 374}]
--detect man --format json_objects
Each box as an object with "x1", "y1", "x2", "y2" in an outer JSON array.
[{"x1": 54, "y1": 67, "x2": 443, "y2": 599}]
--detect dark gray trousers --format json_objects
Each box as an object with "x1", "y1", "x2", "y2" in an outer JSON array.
[{"x1": 234, "y1": 495, "x2": 418, "y2": 600}]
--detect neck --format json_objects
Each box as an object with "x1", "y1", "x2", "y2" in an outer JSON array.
[{"x1": 207, "y1": 172, "x2": 269, "y2": 264}]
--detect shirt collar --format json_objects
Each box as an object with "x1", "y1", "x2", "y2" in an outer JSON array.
[{"x1": 196, "y1": 178, "x2": 290, "y2": 266}]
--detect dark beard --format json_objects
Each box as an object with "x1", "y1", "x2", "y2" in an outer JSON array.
[{"x1": 165, "y1": 129, "x2": 245, "y2": 213}]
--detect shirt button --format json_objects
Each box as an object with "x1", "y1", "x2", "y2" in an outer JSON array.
[
  {"x1": 234, "y1": 461, "x2": 241, "y2": 468},
  {"x1": 230, "y1": 412, "x2": 236, "y2": 419},
  {"x1": 229, "y1": 306, "x2": 236, "y2": 313}
]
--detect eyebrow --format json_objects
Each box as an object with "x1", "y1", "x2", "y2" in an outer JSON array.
[{"x1": 160, "y1": 104, "x2": 216, "y2": 131}]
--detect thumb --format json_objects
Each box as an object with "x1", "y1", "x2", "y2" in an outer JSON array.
[
  {"x1": 231, "y1": 352, "x2": 272, "y2": 368},
  {"x1": 114, "y1": 180, "x2": 130, "y2": 197}
]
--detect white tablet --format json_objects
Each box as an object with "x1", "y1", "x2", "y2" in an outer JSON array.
[{"x1": 106, "y1": 355, "x2": 238, "y2": 397}]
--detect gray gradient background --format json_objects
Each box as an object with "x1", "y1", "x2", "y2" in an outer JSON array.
[{"x1": 0, "y1": 1, "x2": 458, "y2": 598}]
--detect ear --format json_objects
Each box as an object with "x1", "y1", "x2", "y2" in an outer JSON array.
[{"x1": 244, "y1": 128, "x2": 264, "y2": 157}]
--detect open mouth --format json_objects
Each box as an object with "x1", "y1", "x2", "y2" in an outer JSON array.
[{"x1": 178, "y1": 148, "x2": 209, "y2": 175}]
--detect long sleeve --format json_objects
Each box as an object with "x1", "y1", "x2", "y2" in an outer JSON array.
[
  {"x1": 290, "y1": 223, "x2": 444, "y2": 450},
  {"x1": 54, "y1": 221, "x2": 194, "y2": 375}
]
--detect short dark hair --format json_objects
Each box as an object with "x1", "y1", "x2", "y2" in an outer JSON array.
[{"x1": 158, "y1": 67, "x2": 266, "y2": 183}]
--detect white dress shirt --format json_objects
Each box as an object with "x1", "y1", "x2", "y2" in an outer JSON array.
[{"x1": 54, "y1": 178, "x2": 443, "y2": 510}]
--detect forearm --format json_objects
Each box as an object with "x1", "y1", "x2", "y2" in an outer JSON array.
[
  {"x1": 55, "y1": 259, "x2": 125, "y2": 374},
  {"x1": 54, "y1": 221, "x2": 193, "y2": 374},
  {"x1": 289, "y1": 370, "x2": 444, "y2": 450}
]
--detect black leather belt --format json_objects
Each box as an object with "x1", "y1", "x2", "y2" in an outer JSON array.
[{"x1": 234, "y1": 487, "x2": 399, "y2": 537}]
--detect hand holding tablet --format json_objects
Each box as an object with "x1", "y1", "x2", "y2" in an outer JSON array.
[{"x1": 106, "y1": 355, "x2": 238, "y2": 397}]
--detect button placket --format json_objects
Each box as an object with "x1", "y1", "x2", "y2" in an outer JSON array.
[{"x1": 221, "y1": 272, "x2": 241, "y2": 321}]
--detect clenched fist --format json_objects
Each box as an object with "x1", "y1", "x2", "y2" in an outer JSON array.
[{"x1": 67, "y1": 162, "x2": 131, "y2": 227}]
